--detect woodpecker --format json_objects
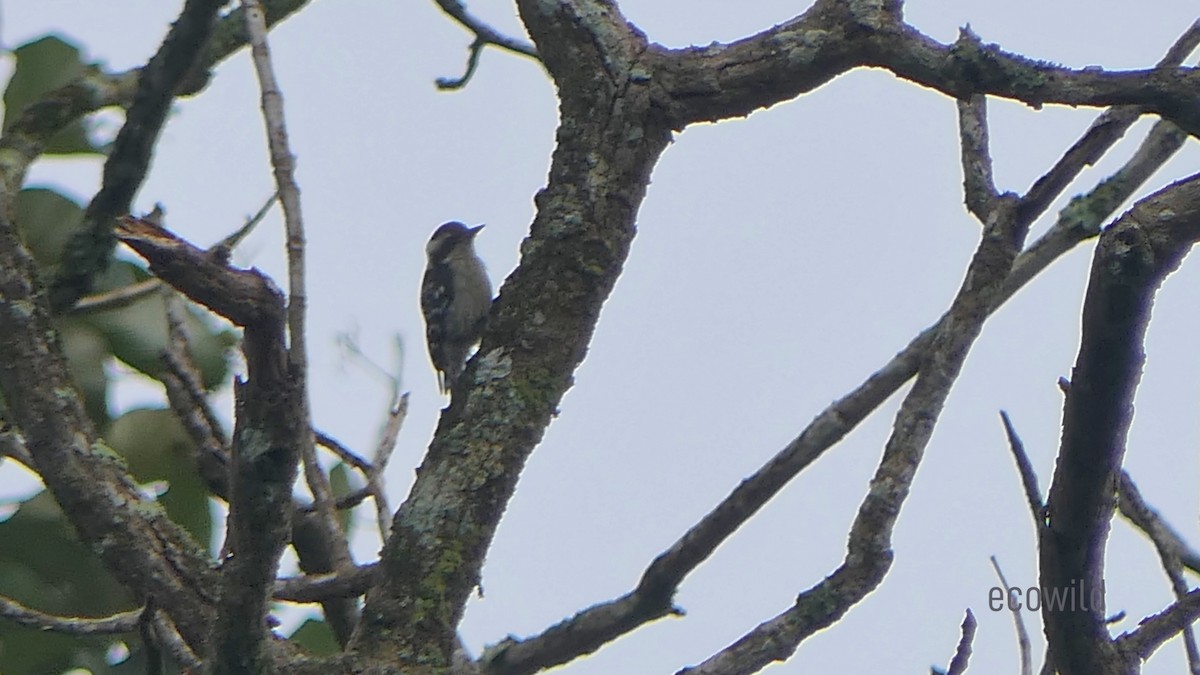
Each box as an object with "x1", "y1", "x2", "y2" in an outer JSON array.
[{"x1": 421, "y1": 222, "x2": 492, "y2": 395}]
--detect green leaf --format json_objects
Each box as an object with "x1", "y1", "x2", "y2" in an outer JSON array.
[
  {"x1": 0, "y1": 491, "x2": 134, "y2": 675},
  {"x1": 3, "y1": 35, "x2": 102, "y2": 155},
  {"x1": 13, "y1": 187, "x2": 85, "y2": 275},
  {"x1": 104, "y1": 408, "x2": 214, "y2": 548},
  {"x1": 329, "y1": 461, "x2": 357, "y2": 535},
  {"x1": 289, "y1": 617, "x2": 340, "y2": 656}
]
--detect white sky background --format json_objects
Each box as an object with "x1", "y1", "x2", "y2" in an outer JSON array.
[{"x1": 5, "y1": 1, "x2": 1200, "y2": 673}]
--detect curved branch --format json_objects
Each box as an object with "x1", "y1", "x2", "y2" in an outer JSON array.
[
  {"x1": 473, "y1": 45, "x2": 1195, "y2": 673},
  {"x1": 0, "y1": 0, "x2": 307, "y2": 311},
  {"x1": 0, "y1": 596, "x2": 141, "y2": 635},
  {"x1": 49, "y1": 0, "x2": 227, "y2": 311},
  {"x1": 1042, "y1": 174, "x2": 1200, "y2": 674},
  {"x1": 349, "y1": 0, "x2": 669, "y2": 666},
  {"x1": 1116, "y1": 472, "x2": 1200, "y2": 671},
  {"x1": 432, "y1": 0, "x2": 540, "y2": 90},
  {"x1": 433, "y1": 0, "x2": 538, "y2": 59},
  {"x1": 0, "y1": 211, "x2": 218, "y2": 654},
  {"x1": 649, "y1": 3, "x2": 1200, "y2": 136}
]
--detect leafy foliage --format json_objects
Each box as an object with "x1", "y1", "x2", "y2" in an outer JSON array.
[
  {"x1": 0, "y1": 33, "x2": 240, "y2": 674},
  {"x1": 2, "y1": 35, "x2": 103, "y2": 155}
]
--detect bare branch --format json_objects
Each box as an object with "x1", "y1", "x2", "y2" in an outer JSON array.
[
  {"x1": 943, "y1": 609, "x2": 978, "y2": 675},
  {"x1": 1, "y1": 214, "x2": 218, "y2": 653},
  {"x1": 1119, "y1": 472, "x2": 1200, "y2": 576},
  {"x1": 211, "y1": 190, "x2": 279, "y2": 259},
  {"x1": 0, "y1": 595, "x2": 142, "y2": 635},
  {"x1": 71, "y1": 278, "x2": 164, "y2": 314},
  {"x1": 432, "y1": 0, "x2": 539, "y2": 90},
  {"x1": 681, "y1": 179, "x2": 1030, "y2": 673},
  {"x1": 315, "y1": 430, "x2": 373, "y2": 474},
  {"x1": 475, "y1": 86, "x2": 1192, "y2": 673},
  {"x1": 1117, "y1": 589, "x2": 1200, "y2": 664},
  {"x1": 1017, "y1": 20, "x2": 1200, "y2": 224},
  {"x1": 273, "y1": 564, "x2": 379, "y2": 603},
  {"x1": 152, "y1": 610, "x2": 204, "y2": 671},
  {"x1": 0, "y1": 591, "x2": 201, "y2": 669},
  {"x1": 991, "y1": 556, "x2": 1034, "y2": 675},
  {"x1": 160, "y1": 289, "x2": 232, "y2": 498},
  {"x1": 999, "y1": 411, "x2": 1046, "y2": 528},
  {"x1": 1117, "y1": 472, "x2": 1200, "y2": 670},
  {"x1": 957, "y1": 91, "x2": 999, "y2": 220},
  {"x1": 1042, "y1": 174, "x2": 1200, "y2": 673},
  {"x1": 243, "y1": 0, "x2": 358, "y2": 646},
  {"x1": 115, "y1": 211, "x2": 298, "y2": 667},
  {"x1": 367, "y1": 392, "x2": 408, "y2": 539},
  {"x1": 49, "y1": 0, "x2": 226, "y2": 311}
]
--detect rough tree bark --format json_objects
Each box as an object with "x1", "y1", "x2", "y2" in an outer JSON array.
[{"x1": 1, "y1": 1, "x2": 1200, "y2": 674}]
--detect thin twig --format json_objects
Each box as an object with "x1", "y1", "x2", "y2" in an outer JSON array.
[
  {"x1": 944, "y1": 609, "x2": 977, "y2": 675},
  {"x1": 1118, "y1": 472, "x2": 1200, "y2": 671},
  {"x1": 432, "y1": 0, "x2": 539, "y2": 90},
  {"x1": 315, "y1": 430, "x2": 373, "y2": 474},
  {"x1": 160, "y1": 288, "x2": 231, "y2": 497},
  {"x1": 999, "y1": 411, "x2": 1045, "y2": 528},
  {"x1": 211, "y1": 190, "x2": 279, "y2": 259},
  {"x1": 337, "y1": 331, "x2": 403, "y2": 391},
  {"x1": 243, "y1": 0, "x2": 357, "y2": 645},
  {"x1": 71, "y1": 278, "x2": 164, "y2": 314},
  {"x1": 991, "y1": 556, "x2": 1033, "y2": 675},
  {"x1": 0, "y1": 595, "x2": 142, "y2": 634},
  {"x1": 368, "y1": 392, "x2": 409, "y2": 539},
  {"x1": 334, "y1": 331, "x2": 409, "y2": 539},
  {"x1": 1119, "y1": 472, "x2": 1200, "y2": 576}
]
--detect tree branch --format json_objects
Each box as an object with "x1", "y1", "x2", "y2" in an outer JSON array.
[
  {"x1": 349, "y1": 0, "x2": 671, "y2": 666},
  {"x1": 1041, "y1": 174, "x2": 1200, "y2": 674},
  {"x1": 49, "y1": 0, "x2": 226, "y2": 311},
  {"x1": 957, "y1": 92, "x2": 999, "y2": 220},
  {"x1": 114, "y1": 214, "x2": 298, "y2": 670},
  {"x1": 474, "y1": 44, "x2": 1194, "y2": 671},
  {"x1": 1119, "y1": 471, "x2": 1200, "y2": 576},
  {"x1": 1116, "y1": 588, "x2": 1200, "y2": 665},
  {"x1": 0, "y1": 211, "x2": 218, "y2": 655},
  {"x1": 999, "y1": 411, "x2": 1046, "y2": 528},
  {"x1": 942, "y1": 609, "x2": 978, "y2": 675},
  {"x1": 274, "y1": 564, "x2": 380, "y2": 603},
  {"x1": 682, "y1": 165, "x2": 1031, "y2": 673},
  {"x1": 1116, "y1": 472, "x2": 1200, "y2": 670},
  {"x1": 648, "y1": 3, "x2": 1200, "y2": 138},
  {"x1": 432, "y1": 0, "x2": 539, "y2": 90},
  {"x1": 242, "y1": 0, "x2": 359, "y2": 646},
  {"x1": 991, "y1": 556, "x2": 1034, "y2": 675},
  {"x1": 0, "y1": 595, "x2": 141, "y2": 635}
]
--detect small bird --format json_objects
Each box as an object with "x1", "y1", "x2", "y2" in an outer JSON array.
[{"x1": 421, "y1": 222, "x2": 493, "y2": 395}]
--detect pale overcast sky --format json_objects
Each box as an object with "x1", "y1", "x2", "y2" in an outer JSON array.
[{"x1": 5, "y1": 1, "x2": 1200, "y2": 673}]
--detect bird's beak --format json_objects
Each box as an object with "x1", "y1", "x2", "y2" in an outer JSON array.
[{"x1": 468, "y1": 224, "x2": 485, "y2": 236}]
